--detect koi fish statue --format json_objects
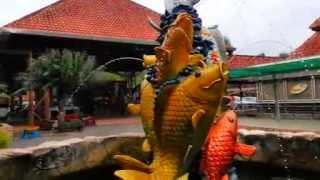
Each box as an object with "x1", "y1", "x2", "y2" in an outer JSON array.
[
  {"x1": 127, "y1": 13, "x2": 205, "y2": 153},
  {"x1": 113, "y1": 11, "x2": 228, "y2": 180},
  {"x1": 147, "y1": 12, "x2": 205, "y2": 86},
  {"x1": 200, "y1": 110, "x2": 256, "y2": 180},
  {"x1": 114, "y1": 62, "x2": 229, "y2": 180}
]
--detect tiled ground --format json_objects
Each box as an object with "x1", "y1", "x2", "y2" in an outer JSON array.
[{"x1": 11, "y1": 116, "x2": 320, "y2": 148}]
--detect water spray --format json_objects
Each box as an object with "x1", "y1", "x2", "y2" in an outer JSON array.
[{"x1": 67, "y1": 57, "x2": 143, "y2": 103}]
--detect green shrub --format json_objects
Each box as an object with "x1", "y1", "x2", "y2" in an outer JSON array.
[
  {"x1": 0, "y1": 128, "x2": 12, "y2": 148},
  {"x1": 57, "y1": 120, "x2": 84, "y2": 132}
]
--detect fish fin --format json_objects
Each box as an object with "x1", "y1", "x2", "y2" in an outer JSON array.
[
  {"x1": 142, "y1": 138, "x2": 152, "y2": 153},
  {"x1": 155, "y1": 47, "x2": 171, "y2": 64},
  {"x1": 177, "y1": 173, "x2": 189, "y2": 180},
  {"x1": 113, "y1": 155, "x2": 152, "y2": 173},
  {"x1": 222, "y1": 174, "x2": 229, "y2": 180},
  {"x1": 202, "y1": 78, "x2": 222, "y2": 89},
  {"x1": 143, "y1": 55, "x2": 157, "y2": 68},
  {"x1": 189, "y1": 54, "x2": 206, "y2": 67},
  {"x1": 127, "y1": 104, "x2": 141, "y2": 115},
  {"x1": 183, "y1": 145, "x2": 193, "y2": 163},
  {"x1": 114, "y1": 170, "x2": 150, "y2": 180},
  {"x1": 191, "y1": 109, "x2": 206, "y2": 128},
  {"x1": 235, "y1": 143, "x2": 256, "y2": 156}
]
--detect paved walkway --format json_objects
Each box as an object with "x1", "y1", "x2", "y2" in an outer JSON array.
[
  {"x1": 12, "y1": 117, "x2": 143, "y2": 148},
  {"x1": 11, "y1": 116, "x2": 320, "y2": 148},
  {"x1": 239, "y1": 116, "x2": 320, "y2": 132}
]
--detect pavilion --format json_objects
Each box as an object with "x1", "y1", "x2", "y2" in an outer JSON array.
[
  {"x1": 228, "y1": 17, "x2": 320, "y2": 119},
  {"x1": 0, "y1": 0, "x2": 160, "y2": 91},
  {"x1": 0, "y1": 0, "x2": 160, "y2": 117}
]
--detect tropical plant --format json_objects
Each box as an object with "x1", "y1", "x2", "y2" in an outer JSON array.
[
  {"x1": 0, "y1": 126, "x2": 12, "y2": 148},
  {"x1": 25, "y1": 49, "x2": 96, "y2": 117}
]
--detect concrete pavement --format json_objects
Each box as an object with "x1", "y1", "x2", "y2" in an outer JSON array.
[{"x1": 11, "y1": 116, "x2": 320, "y2": 148}]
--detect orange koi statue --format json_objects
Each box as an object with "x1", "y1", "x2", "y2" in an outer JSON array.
[
  {"x1": 200, "y1": 110, "x2": 256, "y2": 180},
  {"x1": 113, "y1": 12, "x2": 229, "y2": 180},
  {"x1": 114, "y1": 62, "x2": 229, "y2": 180}
]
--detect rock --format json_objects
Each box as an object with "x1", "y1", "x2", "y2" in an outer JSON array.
[
  {"x1": 237, "y1": 128, "x2": 320, "y2": 172},
  {"x1": 1, "y1": 128, "x2": 320, "y2": 179},
  {"x1": 0, "y1": 134, "x2": 146, "y2": 180}
]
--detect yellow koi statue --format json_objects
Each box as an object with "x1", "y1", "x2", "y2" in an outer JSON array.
[{"x1": 113, "y1": 13, "x2": 229, "y2": 180}]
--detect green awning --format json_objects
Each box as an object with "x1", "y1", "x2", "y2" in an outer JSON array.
[{"x1": 229, "y1": 55, "x2": 320, "y2": 80}]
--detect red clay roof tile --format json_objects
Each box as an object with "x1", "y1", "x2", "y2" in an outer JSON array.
[
  {"x1": 4, "y1": 0, "x2": 160, "y2": 43},
  {"x1": 290, "y1": 32, "x2": 320, "y2": 58},
  {"x1": 227, "y1": 55, "x2": 281, "y2": 69},
  {"x1": 290, "y1": 17, "x2": 320, "y2": 59},
  {"x1": 228, "y1": 17, "x2": 320, "y2": 69}
]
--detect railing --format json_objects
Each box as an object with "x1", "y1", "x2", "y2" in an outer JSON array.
[{"x1": 236, "y1": 102, "x2": 320, "y2": 119}]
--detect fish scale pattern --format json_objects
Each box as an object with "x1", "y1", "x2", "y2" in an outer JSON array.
[
  {"x1": 151, "y1": 149, "x2": 183, "y2": 179},
  {"x1": 202, "y1": 130, "x2": 236, "y2": 180},
  {"x1": 160, "y1": 86, "x2": 201, "y2": 148},
  {"x1": 140, "y1": 81, "x2": 157, "y2": 145}
]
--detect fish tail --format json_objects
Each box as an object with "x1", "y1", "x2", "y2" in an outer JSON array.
[
  {"x1": 113, "y1": 155, "x2": 153, "y2": 180},
  {"x1": 113, "y1": 155, "x2": 151, "y2": 173},
  {"x1": 115, "y1": 169, "x2": 151, "y2": 180}
]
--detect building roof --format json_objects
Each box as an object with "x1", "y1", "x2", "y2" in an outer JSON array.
[
  {"x1": 229, "y1": 17, "x2": 320, "y2": 69},
  {"x1": 230, "y1": 55, "x2": 320, "y2": 80},
  {"x1": 290, "y1": 17, "x2": 320, "y2": 58},
  {"x1": 3, "y1": 0, "x2": 160, "y2": 44},
  {"x1": 227, "y1": 55, "x2": 281, "y2": 69}
]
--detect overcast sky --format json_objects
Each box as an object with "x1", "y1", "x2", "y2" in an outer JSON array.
[{"x1": 0, "y1": 0, "x2": 319, "y2": 56}]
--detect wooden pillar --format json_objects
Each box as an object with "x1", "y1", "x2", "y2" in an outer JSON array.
[
  {"x1": 272, "y1": 75, "x2": 281, "y2": 120},
  {"x1": 43, "y1": 87, "x2": 51, "y2": 122},
  {"x1": 311, "y1": 76, "x2": 316, "y2": 99}
]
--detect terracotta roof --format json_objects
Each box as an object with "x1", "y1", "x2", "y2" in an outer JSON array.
[
  {"x1": 227, "y1": 55, "x2": 281, "y2": 69},
  {"x1": 227, "y1": 17, "x2": 320, "y2": 69},
  {"x1": 4, "y1": 0, "x2": 160, "y2": 44},
  {"x1": 290, "y1": 33, "x2": 320, "y2": 58},
  {"x1": 290, "y1": 17, "x2": 320, "y2": 58}
]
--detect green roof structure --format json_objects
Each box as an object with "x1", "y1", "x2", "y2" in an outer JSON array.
[{"x1": 229, "y1": 55, "x2": 320, "y2": 80}]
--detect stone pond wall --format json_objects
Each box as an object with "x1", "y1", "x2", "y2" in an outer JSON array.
[
  {"x1": 0, "y1": 134, "x2": 147, "y2": 180},
  {"x1": 238, "y1": 127, "x2": 320, "y2": 173},
  {"x1": 0, "y1": 129, "x2": 320, "y2": 180}
]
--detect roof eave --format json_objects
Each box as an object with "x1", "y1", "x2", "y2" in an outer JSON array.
[
  {"x1": 0, "y1": 27, "x2": 160, "y2": 46},
  {"x1": 230, "y1": 55, "x2": 320, "y2": 80}
]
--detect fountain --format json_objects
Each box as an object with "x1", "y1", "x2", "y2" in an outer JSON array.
[
  {"x1": 1, "y1": 2, "x2": 320, "y2": 180},
  {"x1": 112, "y1": 1, "x2": 256, "y2": 179}
]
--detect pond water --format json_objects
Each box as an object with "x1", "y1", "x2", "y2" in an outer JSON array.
[{"x1": 57, "y1": 162, "x2": 320, "y2": 180}]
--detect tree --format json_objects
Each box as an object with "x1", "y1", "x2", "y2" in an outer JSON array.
[{"x1": 25, "y1": 49, "x2": 96, "y2": 124}]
